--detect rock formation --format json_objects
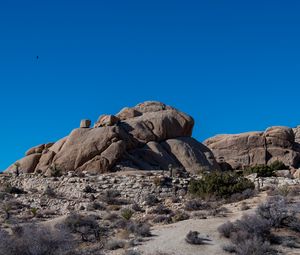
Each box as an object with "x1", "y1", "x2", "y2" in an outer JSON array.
[
  {"x1": 204, "y1": 126, "x2": 300, "y2": 170},
  {"x1": 5, "y1": 101, "x2": 220, "y2": 175}
]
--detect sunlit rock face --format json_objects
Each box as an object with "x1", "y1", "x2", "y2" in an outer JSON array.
[
  {"x1": 5, "y1": 101, "x2": 219, "y2": 175},
  {"x1": 205, "y1": 126, "x2": 300, "y2": 170}
]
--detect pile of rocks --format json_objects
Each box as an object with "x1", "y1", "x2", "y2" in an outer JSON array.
[
  {"x1": 5, "y1": 101, "x2": 219, "y2": 175},
  {"x1": 205, "y1": 126, "x2": 300, "y2": 170},
  {"x1": 0, "y1": 171, "x2": 192, "y2": 216}
]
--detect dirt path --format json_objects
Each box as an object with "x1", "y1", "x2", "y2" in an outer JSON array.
[{"x1": 138, "y1": 194, "x2": 266, "y2": 255}]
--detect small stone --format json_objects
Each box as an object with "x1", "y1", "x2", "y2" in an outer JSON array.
[{"x1": 80, "y1": 119, "x2": 91, "y2": 128}]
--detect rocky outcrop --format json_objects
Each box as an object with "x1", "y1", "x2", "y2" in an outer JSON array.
[
  {"x1": 204, "y1": 126, "x2": 300, "y2": 169},
  {"x1": 5, "y1": 101, "x2": 219, "y2": 175}
]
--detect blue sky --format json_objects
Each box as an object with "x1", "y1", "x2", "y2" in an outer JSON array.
[{"x1": 0, "y1": 0, "x2": 300, "y2": 170}]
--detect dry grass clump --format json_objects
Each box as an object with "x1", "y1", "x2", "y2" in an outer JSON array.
[
  {"x1": 0, "y1": 223, "x2": 74, "y2": 255},
  {"x1": 218, "y1": 195, "x2": 300, "y2": 255}
]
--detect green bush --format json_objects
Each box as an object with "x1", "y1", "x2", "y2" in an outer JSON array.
[
  {"x1": 269, "y1": 160, "x2": 288, "y2": 171},
  {"x1": 244, "y1": 165, "x2": 274, "y2": 177},
  {"x1": 121, "y1": 208, "x2": 134, "y2": 220},
  {"x1": 244, "y1": 160, "x2": 288, "y2": 177},
  {"x1": 188, "y1": 172, "x2": 255, "y2": 199}
]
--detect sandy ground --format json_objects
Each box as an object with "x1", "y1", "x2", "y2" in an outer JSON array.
[{"x1": 137, "y1": 194, "x2": 266, "y2": 255}]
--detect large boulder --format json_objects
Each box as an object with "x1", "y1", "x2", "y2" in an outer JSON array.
[
  {"x1": 5, "y1": 154, "x2": 42, "y2": 173},
  {"x1": 5, "y1": 101, "x2": 219, "y2": 175},
  {"x1": 204, "y1": 126, "x2": 300, "y2": 169},
  {"x1": 115, "y1": 137, "x2": 219, "y2": 174}
]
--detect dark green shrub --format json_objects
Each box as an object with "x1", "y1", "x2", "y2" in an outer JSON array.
[
  {"x1": 188, "y1": 172, "x2": 255, "y2": 199},
  {"x1": 244, "y1": 165, "x2": 274, "y2": 177},
  {"x1": 269, "y1": 160, "x2": 288, "y2": 171},
  {"x1": 244, "y1": 160, "x2": 288, "y2": 177},
  {"x1": 121, "y1": 208, "x2": 134, "y2": 220}
]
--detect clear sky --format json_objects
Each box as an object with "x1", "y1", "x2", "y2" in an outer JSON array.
[{"x1": 0, "y1": 0, "x2": 300, "y2": 170}]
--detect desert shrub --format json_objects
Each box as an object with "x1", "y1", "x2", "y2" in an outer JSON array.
[
  {"x1": 143, "y1": 194, "x2": 159, "y2": 206},
  {"x1": 127, "y1": 221, "x2": 151, "y2": 237},
  {"x1": 282, "y1": 215, "x2": 300, "y2": 232},
  {"x1": 218, "y1": 221, "x2": 235, "y2": 238},
  {"x1": 256, "y1": 196, "x2": 288, "y2": 228},
  {"x1": 218, "y1": 194, "x2": 300, "y2": 255},
  {"x1": 151, "y1": 204, "x2": 172, "y2": 215},
  {"x1": 105, "y1": 239, "x2": 125, "y2": 250},
  {"x1": 121, "y1": 208, "x2": 134, "y2": 220},
  {"x1": 188, "y1": 172, "x2": 255, "y2": 199},
  {"x1": 244, "y1": 165, "x2": 274, "y2": 177},
  {"x1": 152, "y1": 215, "x2": 172, "y2": 224},
  {"x1": 2, "y1": 201, "x2": 12, "y2": 220},
  {"x1": 30, "y1": 207, "x2": 38, "y2": 217},
  {"x1": 131, "y1": 203, "x2": 143, "y2": 212},
  {"x1": 185, "y1": 231, "x2": 210, "y2": 245},
  {"x1": 172, "y1": 211, "x2": 189, "y2": 222},
  {"x1": 218, "y1": 212, "x2": 273, "y2": 254},
  {"x1": 83, "y1": 185, "x2": 96, "y2": 193},
  {"x1": 184, "y1": 199, "x2": 211, "y2": 211},
  {"x1": 62, "y1": 213, "x2": 102, "y2": 241},
  {"x1": 0, "y1": 223, "x2": 74, "y2": 255},
  {"x1": 244, "y1": 161, "x2": 287, "y2": 177},
  {"x1": 234, "y1": 214, "x2": 271, "y2": 240},
  {"x1": 101, "y1": 190, "x2": 128, "y2": 205},
  {"x1": 90, "y1": 201, "x2": 106, "y2": 211},
  {"x1": 49, "y1": 164, "x2": 62, "y2": 177},
  {"x1": 228, "y1": 188, "x2": 256, "y2": 202},
  {"x1": 282, "y1": 239, "x2": 300, "y2": 248},
  {"x1": 277, "y1": 185, "x2": 291, "y2": 197},
  {"x1": 269, "y1": 160, "x2": 288, "y2": 171},
  {"x1": 208, "y1": 206, "x2": 229, "y2": 217},
  {"x1": 234, "y1": 236, "x2": 271, "y2": 255}
]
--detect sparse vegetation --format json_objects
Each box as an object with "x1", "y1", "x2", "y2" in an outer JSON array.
[
  {"x1": 244, "y1": 160, "x2": 288, "y2": 177},
  {"x1": 83, "y1": 185, "x2": 96, "y2": 193},
  {"x1": 49, "y1": 164, "x2": 62, "y2": 177},
  {"x1": 143, "y1": 194, "x2": 159, "y2": 206},
  {"x1": 188, "y1": 172, "x2": 255, "y2": 199},
  {"x1": 30, "y1": 207, "x2": 38, "y2": 217},
  {"x1": 0, "y1": 223, "x2": 74, "y2": 255},
  {"x1": 184, "y1": 199, "x2": 211, "y2": 211},
  {"x1": 218, "y1": 195, "x2": 300, "y2": 255},
  {"x1": 151, "y1": 204, "x2": 172, "y2": 215},
  {"x1": 121, "y1": 208, "x2": 134, "y2": 220},
  {"x1": 61, "y1": 213, "x2": 102, "y2": 242}
]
